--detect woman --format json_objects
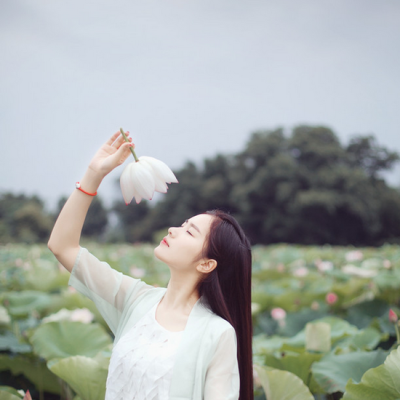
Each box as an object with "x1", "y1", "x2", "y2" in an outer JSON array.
[{"x1": 48, "y1": 131, "x2": 253, "y2": 400}]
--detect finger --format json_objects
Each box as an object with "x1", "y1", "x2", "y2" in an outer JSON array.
[
  {"x1": 106, "y1": 132, "x2": 121, "y2": 146},
  {"x1": 112, "y1": 134, "x2": 131, "y2": 148},
  {"x1": 115, "y1": 142, "x2": 135, "y2": 165}
]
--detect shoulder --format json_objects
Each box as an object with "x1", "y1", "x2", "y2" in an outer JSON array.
[{"x1": 198, "y1": 300, "x2": 236, "y2": 341}]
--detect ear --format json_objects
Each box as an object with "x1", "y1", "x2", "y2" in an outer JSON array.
[{"x1": 196, "y1": 259, "x2": 217, "y2": 274}]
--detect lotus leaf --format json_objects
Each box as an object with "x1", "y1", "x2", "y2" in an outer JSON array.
[
  {"x1": 0, "y1": 391, "x2": 22, "y2": 400},
  {"x1": 312, "y1": 349, "x2": 388, "y2": 394},
  {"x1": 0, "y1": 387, "x2": 22, "y2": 398},
  {"x1": 31, "y1": 321, "x2": 112, "y2": 360},
  {"x1": 0, "y1": 332, "x2": 31, "y2": 353},
  {"x1": 0, "y1": 355, "x2": 61, "y2": 394},
  {"x1": 254, "y1": 364, "x2": 314, "y2": 400},
  {"x1": 48, "y1": 355, "x2": 109, "y2": 400},
  {"x1": 342, "y1": 347, "x2": 400, "y2": 400},
  {"x1": 305, "y1": 322, "x2": 331, "y2": 352},
  {"x1": 264, "y1": 351, "x2": 323, "y2": 392},
  {"x1": 278, "y1": 308, "x2": 329, "y2": 338},
  {"x1": 334, "y1": 327, "x2": 383, "y2": 352},
  {"x1": 346, "y1": 299, "x2": 390, "y2": 329},
  {"x1": 286, "y1": 317, "x2": 358, "y2": 347},
  {"x1": 24, "y1": 258, "x2": 69, "y2": 292},
  {"x1": 3, "y1": 291, "x2": 52, "y2": 317}
]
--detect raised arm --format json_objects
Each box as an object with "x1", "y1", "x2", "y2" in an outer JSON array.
[{"x1": 48, "y1": 131, "x2": 134, "y2": 272}]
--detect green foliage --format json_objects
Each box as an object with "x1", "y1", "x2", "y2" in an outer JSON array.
[
  {"x1": 311, "y1": 350, "x2": 388, "y2": 393},
  {"x1": 111, "y1": 198, "x2": 151, "y2": 242},
  {"x1": 254, "y1": 364, "x2": 314, "y2": 400},
  {"x1": 2, "y1": 291, "x2": 53, "y2": 318},
  {"x1": 1, "y1": 242, "x2": 400, "y2": 398},
  {"x1": 0, "y1": 391, "x2": 23, "y2": 400},
  {"x1": 2, "y1": 126, "x2": 400, "y2": 247},
  {"x1": 0, "y1": 387, "x2": 23, "y2": 398},
  {"x1": 112, "y1": 125, "x2": 400, "y2": 246},
  {"x1": 48, "y1": 353, "x2": 109, "y2": 400},
  {"x1": 30, "y1": 321, "x2": 112, "y2": 359},
  {"x1": 342, "y1": 347, "x2": 400, "y2": 399},
  {"x1": 0, "y1": 193, "x2": 52, "y2": 244},
  {"x1": 0, "y1": 355, "x2": 61, "y2": 394}
]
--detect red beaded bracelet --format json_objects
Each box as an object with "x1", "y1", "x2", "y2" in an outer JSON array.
[{"x1": 75, "y1": 182, "x2": 97, "y2": 196}]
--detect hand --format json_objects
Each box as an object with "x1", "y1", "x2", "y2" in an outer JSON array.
[{"x1": 88, "y1": 131, "x2": 135, "y2": 177}]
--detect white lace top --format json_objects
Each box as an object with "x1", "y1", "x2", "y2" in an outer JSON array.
[
  {"x1": 105, "y1": 300, "x2": 183, "y2": 400},
  {"x1": 69, "y1": 247, "x2": 240, "y2": 400}
]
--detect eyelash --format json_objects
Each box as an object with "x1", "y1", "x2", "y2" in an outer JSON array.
[{"x1": 182, "y1": 220, "x2": 193, "y2": 236}]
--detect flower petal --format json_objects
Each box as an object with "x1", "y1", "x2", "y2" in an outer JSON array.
[
  {"x1": 140, "y1": 159, "x2": 168, "y2": 193},
  {"x1": 120, "y1": 163, "x2": 137, "y2": 204},
  {"x1": 129, "y1": 160, "x2": 155, "y2": 200},
  {"x1": 140, "y1": 156, "x2": 178, "y2": 184}
]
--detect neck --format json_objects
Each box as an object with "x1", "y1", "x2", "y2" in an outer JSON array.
[{"x1": 162, "y1": 268, "x2": 200, "y2": 313}]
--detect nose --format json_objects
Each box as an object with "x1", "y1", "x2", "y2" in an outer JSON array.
[{"x1": 168, "y1": 226, "x2": 178, "y2": 237}]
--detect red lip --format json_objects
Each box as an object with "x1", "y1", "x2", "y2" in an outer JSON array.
[{"x1": 161, "y1": 237, "x2": 169, "y2": 247}]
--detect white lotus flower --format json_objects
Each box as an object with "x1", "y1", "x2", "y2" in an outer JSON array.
[
  {"x1": 119, "y1": 129, "x2": 178, "y2": 204},
  {"x1": 120, "y1": 156, "x2": 178, "y2": 204},
  {"x1": 341, "y1": 264, "x2": 378, "y2": 278},
  {"x1": 41, "y1": 308, "x2": 94, "y2": 324}
]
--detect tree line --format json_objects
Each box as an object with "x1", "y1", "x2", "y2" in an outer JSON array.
[{"x1": 1, "y1": 125, "x2": 400, "y2": 246}]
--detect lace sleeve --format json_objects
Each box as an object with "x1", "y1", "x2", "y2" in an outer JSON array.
[
  {"x1": 68, "y1": 246, "x2": 152, "y2": 335},
  {"x1": 204, "y1": 327, "x2": 240, "y2": 400}
]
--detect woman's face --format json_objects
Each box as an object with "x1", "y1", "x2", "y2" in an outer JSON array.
[{"x1": 154, "y1": 213, "x2": 214, "y2": 272}]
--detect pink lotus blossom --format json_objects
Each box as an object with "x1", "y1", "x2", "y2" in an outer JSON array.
[
  {"x1": 15, "y1": 258, "x2": 23, "y2": 267},
  {"x1": 383, "y1": 260, "x2": 392, "y2": 269},
  {"x1": 311, "y1": 301, "x2": 320, "y2": 310},
  {"x1": 130, "y1": 266, "x2": 146, "y2": 278},
  {"x1": 326, "y1": 292, "x2": 338, "y2": 305},
  {"x1": 389, "y1": 309, "x2": 398, "y2": 324},
  {"x1": 315, "y1": 260, "x2": 334, "y2": 272},
  {"x1": 293, "y1": 267, "x2": 309, "y2": 277},
  {"x1": 271, "y1": 307, "x2": 286, "y2": 320},
  {"x1": 276, "y1": 263, "x2": 285, "y2": 273},
  {"x1": 345, "y1": 250, "x2": 363, "y2": 262},
  {"x1": 23, "y1": 390, "x2": 32, "y2": 400}
]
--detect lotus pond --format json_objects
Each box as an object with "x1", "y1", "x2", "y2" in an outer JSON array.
[{"x1": 1, "y1": 242, "x2": 400, "y2": 400}]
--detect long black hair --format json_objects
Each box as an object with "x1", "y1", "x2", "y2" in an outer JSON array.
[{"x1": 198, "y1": 210, "x2": 253, "y2": 400}]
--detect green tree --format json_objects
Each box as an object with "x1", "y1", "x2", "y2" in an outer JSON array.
[
  {"x1": 112, "y1": 198, "x2": 151, "y2": 242},
  {"x1": 112, "y1": 125, "x2": 400, "y2": 246},
  {"x1": 346, "y1": 135, "x2": 400, "y2": 178},
  {"x1": 0, "y1": 193, "x2": 53, "y2": 243}
]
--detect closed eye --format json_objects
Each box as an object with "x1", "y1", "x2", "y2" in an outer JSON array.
[{"x1": 186, "y1": 230, "x2": 193, "y2": 236}]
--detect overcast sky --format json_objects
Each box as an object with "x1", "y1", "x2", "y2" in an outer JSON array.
[{"x1": 1, "y1": 0, "x2": 399, "y2": 212}]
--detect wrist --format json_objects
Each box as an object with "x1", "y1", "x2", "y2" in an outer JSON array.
[{"x1": 79, "y1": 168, "x2": 104, "y2": 194}]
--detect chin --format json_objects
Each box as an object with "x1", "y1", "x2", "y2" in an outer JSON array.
[{"x1": 153, "y1": 245, "x2": 164, "y2": 261}]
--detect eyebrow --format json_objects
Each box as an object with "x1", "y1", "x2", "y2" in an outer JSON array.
[{"x1": 185, "y1": 219, "x2": 201, "y2": 234}]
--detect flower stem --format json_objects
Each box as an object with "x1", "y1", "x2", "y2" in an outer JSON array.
[
  {"x1": 120, "y1": 128, "x2": 139, "y2": 162},
  {"x1": 395, "y1": 323, "x2": 400, "y2": 345}
]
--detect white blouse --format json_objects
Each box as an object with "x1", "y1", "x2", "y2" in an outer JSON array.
[
  {"x1": 105, "y1": 301, "x2": 182, "y2": 400},
  {"x1": 69, "y1": 246, "x2": 240, "y2": 400}
]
